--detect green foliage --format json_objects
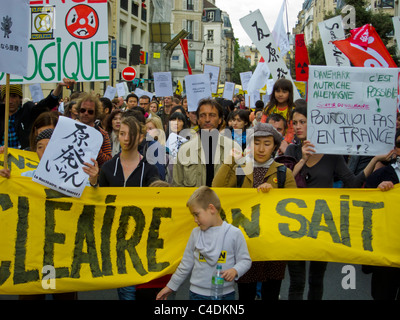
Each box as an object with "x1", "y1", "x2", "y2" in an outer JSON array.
[{"x1": 232, "y1": 39, "x2": 251, "y2": 84}]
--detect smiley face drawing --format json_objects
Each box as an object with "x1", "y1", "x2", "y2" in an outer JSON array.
[{"x1": 65, "y1": 5, "x2": 99, "y2": 40}]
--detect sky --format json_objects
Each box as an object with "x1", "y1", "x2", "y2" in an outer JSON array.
[{"x1": 216, "y1": 0, "x2": 305, "y2": 47}]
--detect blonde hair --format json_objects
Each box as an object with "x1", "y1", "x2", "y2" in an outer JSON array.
[
  {"x1": 186, "y1": 186, "x2": 221, "y2": 212},
  {"x1": 145, "y1": 117, "x2": 166, "y2": 145}
]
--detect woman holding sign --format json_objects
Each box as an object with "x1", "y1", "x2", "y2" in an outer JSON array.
[
  {"x1": 97, "y1": 115, "x2": 160, "y2": 300},
  {"x1": 284, "y1": 99, "x2": 395, "y2": 300},
  {"x1": 212, "y1": 122, "x2": 297, "y2": 300}
]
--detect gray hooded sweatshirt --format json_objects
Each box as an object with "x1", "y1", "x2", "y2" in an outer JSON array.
[{"x1": 167, "y1": 221, "x2": 252, "y2": 296}]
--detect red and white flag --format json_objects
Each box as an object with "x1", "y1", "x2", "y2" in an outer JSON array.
[{"x1": 333, "y1": 24, "x2": 397, "y2": 68}]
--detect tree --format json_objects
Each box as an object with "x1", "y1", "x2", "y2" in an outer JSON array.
[{"x1": 232, "y1": 39, "x2": 251, "y2": 84}]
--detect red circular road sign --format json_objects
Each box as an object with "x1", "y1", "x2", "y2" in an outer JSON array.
[{"x1": 122, "y1": 66, "x2": 137, "y2": 81}]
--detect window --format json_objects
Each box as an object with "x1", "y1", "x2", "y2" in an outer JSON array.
[
  {"x1": 207, "y1": 11, "x2": 214, "y2": 21},
  {"x1": 187, "y1": 0, "x2": 194, "y2": 10},
  {"x1": 207, "y1": 30, "x2": 214, "y2": 42},
  {"x1": 187, "y1": 20, "x2": 194, "y2": 40},
  {"x1": 120, "y1": 0, "x2": 128, "y2": 11},
  {"x1": 206, "y1": 49, "x2": 213, "y2": 62},
  {"x1": 132, "y1": 1, "x2": 139, "y2": 16}
]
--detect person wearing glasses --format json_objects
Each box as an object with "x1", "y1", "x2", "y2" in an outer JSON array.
[{"x1": 76, "y1": 92, "x2": 112, "y2": 168}]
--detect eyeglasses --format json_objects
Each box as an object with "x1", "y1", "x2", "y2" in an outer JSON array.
[{"x1": 80, "y1": 108, "x2": 94, "y2": 115}]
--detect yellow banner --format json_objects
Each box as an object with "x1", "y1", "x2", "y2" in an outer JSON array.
[{"x1": 0, "y1": 150, "x2": 399, "y2": 295}]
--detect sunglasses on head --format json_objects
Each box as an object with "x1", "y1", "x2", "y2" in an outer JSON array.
[{"x1": 80, "y1": 108, "x2": 94, "y2": 115}]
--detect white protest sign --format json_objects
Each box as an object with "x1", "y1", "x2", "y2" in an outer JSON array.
[
  {"x1": 135, "y1": 88, "x2": 154, "y2": 99},
  {"x1": 240, "y1": 9, "x2": 300, "y2": 100},
  {"x1": 153, "y1": 72, "x2": 173, "y2": 97},
  {"x1": 29, "y1": 83, "x2": 44, "y2": 102},
  {"x1": 103, "y1": 86, "x2": 117, "y2": 100},
  {"x1": 308, "y1": 66, "x2": 399, "y2": 156},
  {"x1": 0, "y1": 0, "x2": 109, "y2": 84},
  {"x1": 185, "y1": 74, "x2": 212, "y2": 112},
  {"x1": 0, "y1": 0, "x2": 30, "y2": 76},
  {"x1": 203, "y1": 65, "x2": 220, "y2": 94},
  {"x1": 223, "y1": 82, "x2": 235, "y2": 100},
  {"x1": 116, "y1": 82, "x2": 127, "y2": 98},
  {"x1": 318, "y1": 16, "x2": 351, "y2": 67},
  {"x1": 32, "y1": 116, "x2": 102, "y2": 198},
  {"x1": 240, "y1": 71, "x2": 252, "y2": 92}
]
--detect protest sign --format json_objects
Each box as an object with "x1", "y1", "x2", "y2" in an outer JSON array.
[
  {"x1": 0, "y1": 174, "x2": 399, "y2": 294},
  {"x1": 29, "y1": 83, "x2": 44, "y2": 102},
  {"x1": 222, "y1": 82, "x2": 235, "y2": 100},
  {"x1": 135, "y1": 88, "x2": 154, "y2": 100},
  {"x1": 203, "y1": 65, "x2": 220, "y2": 94},
  {"x1": 153, "y1": 72, "x2": 173, "y2": 97},
  {"x1": 240, "y1": 9, "x2": 300, "y2": 100},
  {"x1": 308, "y1": 66, "x2": 399, "y2": 155},
  {"x1": 185, "y1": 74, "x2": 212, "y2": 112},
  {"x1": 318, "y1": 16, "x2": 351, "y2": 67},
  {"x1": 240, "y1": 71, "x2": 252, "y2": 92},
  {"x1": 166, "y1": 132, "x2": 188, "y2": 159},
  {"x1": 103, "y1": 86, "x2": 117, "y2": 101},
  {"x1": 0, "y1": 0, "x2": 30, "y2": 77},
  {"x1": 32, "y1": 116, "x2": 102, "y2": 198},
  {"x1": 0, "y1": 0, "x2": 109, "y2": 84}
]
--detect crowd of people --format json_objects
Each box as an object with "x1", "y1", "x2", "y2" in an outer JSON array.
[{"x1": 0, "y1": 77, "x2": 399, "y2": 301}]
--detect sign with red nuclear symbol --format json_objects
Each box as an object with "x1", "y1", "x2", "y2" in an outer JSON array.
[{"x1": 65, "y1": 4, "x2": 99, "y2": 40}]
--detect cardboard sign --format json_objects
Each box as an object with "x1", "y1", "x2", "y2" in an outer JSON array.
[
  {"x1": 185, "y1": 74, "x2": 212, "y2": 112},
  {"x1": 318, "y1": 16, "x2": 351, "y2": 67},
  {"x1": 240, "y1": 9, "x2": 300, "y2": 100},
  {"x1": 32, "y1": 116, "x2": 102, "y2": 197},
  {"x1": 308, "y1": 66, "x2": 399, "y2": 155},
  {"x1": 153, "y1": 72, "x2": 173, "y2": 97}
]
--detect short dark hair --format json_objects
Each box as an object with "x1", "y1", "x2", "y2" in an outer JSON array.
[
  {"x1": 126, "y1": 93, "x2": 138, "y2": 102},
  {"x1": 266, "y1": 113, "x2": 288, "y2": 129}
]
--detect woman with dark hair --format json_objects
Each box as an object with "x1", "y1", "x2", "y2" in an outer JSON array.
[
  {"x1": 230, "y1": 109, "x2": 251, "y2": 152},
  {"x1": 284, "y1": 99, "x2": 394, "y2": 300},
  {"x1": 105, "y1": 109, "x2": 123, "y2": 156},
  {"x1": 28, "y1": 111, "x2": 59, "y2": 151}
]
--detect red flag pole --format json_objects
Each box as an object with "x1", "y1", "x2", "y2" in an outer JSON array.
[{"x1": 180, "y1": 39, "x2": 192, "y2": 75}]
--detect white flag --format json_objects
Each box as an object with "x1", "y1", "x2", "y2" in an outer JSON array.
[
  {"x1": 0, "y1": 0, "x2": 29, "y2": 76},
  {"x1": 247, "y1": 57, "x2": 270, "y2": 94},
  {"x1": 272, "y1": 0, "x2": 290, "y2": 57}
]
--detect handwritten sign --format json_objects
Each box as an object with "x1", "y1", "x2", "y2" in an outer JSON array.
[
  {"x1": 32, "y1": 116, "x2": 102, "y2": 197},
  {"x1": 318, "y1": 16, "x2": 350, "y2": 67},
  {"x1": 185, "y1": 74, "x2": 212, "y2": 112},
  {"x1": 308, "y1": 66, "x2": 399, "y2": 156},
  {"x1": 240, "y1": 9, "x2": 300, "y2": 100},
  {"x1": 0, "y1": 0, "x2": 109, "y2": 84},
  {"x1": 0, "y1": 0, "x2": 30, "y2": 76},
  {"x1": 203, "y1": 65, "x2": 220, "y2": 94},
  {"x1": 153, "y1": 72, "x2": 173, "y2": 97}
]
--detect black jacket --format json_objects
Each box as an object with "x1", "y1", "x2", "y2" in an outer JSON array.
[
  {"x1": 0, "y1": 91, "x2": 59, "y2": 149},
  {"x1": 99, "y1": 154, "x2": 160, "y2": 187}
]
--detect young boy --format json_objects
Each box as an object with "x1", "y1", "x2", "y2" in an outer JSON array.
[{"x1": 156, "y1": 186, "x2": 251, "y2": 300}]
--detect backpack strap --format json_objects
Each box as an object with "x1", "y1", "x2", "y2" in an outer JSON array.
[{"x1": 277, "y1": 165, "x2": 287, "y2": 188}]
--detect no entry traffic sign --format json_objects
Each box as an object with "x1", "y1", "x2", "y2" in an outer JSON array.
[{"x1": 122, "y1": 66, "x2": 137, "y2": 81}]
